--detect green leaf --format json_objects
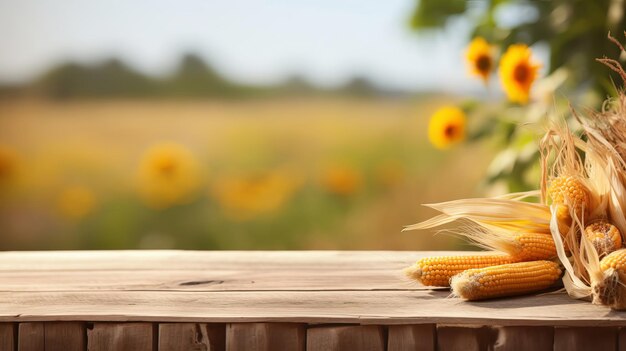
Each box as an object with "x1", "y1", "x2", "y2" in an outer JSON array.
[{"x1": 409, "y1": 0, "x2": 467, "y2": 29}]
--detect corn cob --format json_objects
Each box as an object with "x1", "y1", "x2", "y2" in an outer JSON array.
[
  {"x1": 508, "y1": 232, "x2": 557, "y2": 261},
  {"x1": 404, "y1": 254, "x2": 517, "y2": 287},
  {"x1": 405, "y1": 232, "x2": 557, "y2": 287},
  {"x1": 547, "y1": 176, "x2": 590, "y2": 237},
  {"x1": 584, "y1": 221, "x2": 622, "y2": 256},
  {"x1": 592, "y1": 249, "x2": 626, "y2": 309},
  {"x1": 451, "y1": 260, "x2": 562, "y2": 300}
]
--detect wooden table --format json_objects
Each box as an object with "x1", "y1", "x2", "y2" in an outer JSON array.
[{"x1": 1, "y1": 250, "x2": 625, "y2": 351}]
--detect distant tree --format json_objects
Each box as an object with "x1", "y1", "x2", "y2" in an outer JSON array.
[
  {"x1": 279, "y1": 74, "x2": 318, "y2": 95},
  {"x1": 168, "y1": 53, "x2": 239, "y2": 97},
  {"x1": 340, "y1": 76, "x2": 379, "y2": 97},
  {"x1": 35, "y1": 59, "x2": 156, "y2": 98},
  {"x1": 10, "y1": 54, "x2": 399, "y2": 100}
]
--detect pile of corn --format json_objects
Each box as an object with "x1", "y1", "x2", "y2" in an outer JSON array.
[
  {"x1": 403, "y1": 190, "x2": 624, "y2": 301},
  {"x1": 404, "y1": 233, "x2": 563, "y2": 300},
  {"x1": 404, "y1": 34, "x2": 626, "y2": 308}
]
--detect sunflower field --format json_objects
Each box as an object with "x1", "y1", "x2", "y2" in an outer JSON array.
[
  {"x1": 1, "y1": 1, "x2": 624, "y2": 251},
  {"x1": 0, "y1": 98, "x2": 491, "y2": 250}
]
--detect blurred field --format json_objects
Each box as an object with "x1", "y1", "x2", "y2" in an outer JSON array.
[{"x1": 0, "y1": 97, "x2": 491, "y2": 250}]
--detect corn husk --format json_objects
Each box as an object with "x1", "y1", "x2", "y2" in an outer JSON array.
[
  {"x1": 540, "y1": 87, "x2": 626, "y2": 309},
  {"x1": 406, "y1": 34, "x2": 626, "y2": 307}
]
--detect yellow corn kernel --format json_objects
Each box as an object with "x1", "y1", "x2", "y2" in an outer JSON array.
[
  {"x1": 404, "y1": 254, "x2": 518, "y2": 287},
  {"x1": 593, "y1": 249, "x2": 626, "y2": 309},
  {"x1": 450, "y1": 260, "x2": 562, "y2": 300},
  {"x1": 510, "y1": 232, "x2": 557, "y2": 261},
  {"x1": 548, "y1": 176, "x2": 590, "y2": 217},
  {"x1": 585, "y1": 221, "x2": 622, "y2": 256},
  {"x1": 600, "y1": 249, "x2": 626, "y2": 273},
  {"x1": 547, "y1": 176, "x2": 590, "y2": 237}
]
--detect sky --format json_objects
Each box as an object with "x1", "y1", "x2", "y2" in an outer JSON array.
[{"x1": 0, "y1": 0, "x2": 486, "y2": 92}]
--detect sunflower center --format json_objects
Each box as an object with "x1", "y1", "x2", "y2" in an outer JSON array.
[
  {"x1": 444, "y1": 124, "x2": 458, "y2": 139},
  {"x1": 156, "y1": 157, "x2": 177, "y2": 176},
  {"x1": 513, "y1": 63, "x2": 530, "y2": 84},
  {"x1": 0, "y1": 159, "x2": 10, "y2": 179},
  {"x1": 475, "y1": 55, "x2": 491, "y2": 73}
]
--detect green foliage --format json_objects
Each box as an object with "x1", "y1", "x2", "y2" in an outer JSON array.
[
  {"x1": 415, "y1": 0, "x2": 626, "y2": 194},
  {"x1": 35, "y1": 59, "x2": 157, "y2": 99},
  {"x1": 410, "y1": 0, "x2": 466, "y2": 29},
  {"x1": 410, "y1": 0, "x2": 626, "y2": 97},
  {"x1": 3, "y1": 54, "x2": 392, "y2": 100}
]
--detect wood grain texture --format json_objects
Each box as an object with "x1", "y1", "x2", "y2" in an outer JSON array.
[
  {"x1": 307, "y1": 325, "x2": 385, "y2": 351},
  {"x1": 554, "y1": 327, "x2": 618, "y2": 351},
  {"x1": 87, "y1": 323, "x2": 154, "y2": 351},
  {"x1": 0, "y1": 250, "x2": 432, "y2": 292},
  {"x1": 619, "y1": 327, "x2": 626, "y2": 351},
  {"x1": 437, "y1": 325, "x2": 497, "y2": 351},
  {"x1": 159, "y1": 323, "x2": 225, "y2": 351},
  {"x1": 0, "y1": 250, "x2": 625, "y2": 326},
  {"x1": 0, "y1": 323, "x2": 15, "y2": 351},
  {"x1": 18, "y1": 322, "x2": 44, "y2": 351},
  {"x1": 492, "y1": 326, "x2": 553, "y2": 351},
  {"x1": 0, "y1": 268, "x2": 425, "y2": 292},
  {"x1": 0, "y1": 250, "x2": 421, "y2": 271},
  {"x1": 226, "y1": 323, "x2": 305, "y2": 351},
  {"x1": 0, "y1": 290, "x2": 621, "y2": 326},
  {"x1": 44, "y1": 322, "x2": 85, "y2": 351},
  {"x1": 387, "y1": 324, "x2": 435, "y2": 351}
]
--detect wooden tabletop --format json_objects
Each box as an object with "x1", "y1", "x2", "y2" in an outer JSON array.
[{"x1": 1, "y1": 250, "x2": 625, "y2": 326}]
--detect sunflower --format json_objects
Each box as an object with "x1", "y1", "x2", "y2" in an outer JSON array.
[
  {"x1": 211, "y1": 169, "x2": 301, "y2": 220},
  {"x1": 56, "y1": 184, "x2": 97, "y2": 219},
  {"x1": 427, "y1": 106, "x2": 466, "y2": 149},
  {"x1": 498, "y1": 44, "x2": 540, "y2": 104},
  {"x1": 136, "y1": 142, "x2": 201, "y2": 208},
  {"x1": 465, "y1": 37, "x2": 494, "y2": 83},
  {"x1": 321, "y1": 165, "x2": 362, "y2": 196},
  {"x1": 0, "y1": 145, "x2": 17, "y2": 188}
]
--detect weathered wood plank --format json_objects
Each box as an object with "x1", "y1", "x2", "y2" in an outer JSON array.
[
  {"x1": 307, "y1": 325, "x2": 385, "y2": 351},
  {"x1": 0, "y1": 323, "x2": 15, "y2": 351},
  {"x1": 554, "y1": 327, "x2": 618, "y2": 351},
  {"x1": 0, "y1": 268, "x2": 429, "y2": 292},
  {"x1": 0, "y1": 250, "x2": 424, "y2": 271},
  {"x1": 18, "y1": 322, "x2": 44, "y2": 351},
  {"x1": 45, "y1": 322, "x2": 86, "y2": 351},
  {"x1": 492, "y1": 326, "x2": 553, "y2": 351},
  {"x1": 387, "y1": 324, "x2": 435, "y2": 351},
  {"x1": 87, "y1": 323, "x2": 154, "y2": 351},
  {"x1": 0, "y1": 290, "x2": 621, "y2": 326},
  {"x1": 619, "y1": 327, "x2": 626, "y2": 351},
  {"x1": 159, "y1": 323, "x2": 225, "y2": 351},
  {"x1": 1, "y1": 251, "x2": 626, "y2": 327},
  {"x1": 0, "y1": 250, "x2": 438, "y2": 293},
  {"x1": 437, "y1": 325, "x2": 497, "y2": 351},
  {"x1": 226, "y1": 323, "x2": 304, "y2": 351}
]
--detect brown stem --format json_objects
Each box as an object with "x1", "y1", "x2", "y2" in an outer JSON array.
[
  {"x1": 607, "y1": 31, "x2": 626, "y2": 53},
  {"x1": 596, "y1": 57, "x2": 626, "y2": 83}
]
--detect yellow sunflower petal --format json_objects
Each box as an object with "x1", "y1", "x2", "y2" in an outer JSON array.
[
  {"x1": 57, "y1": 184, "x2": 97, "y2": 219},
  {"x1": 211, "y1": 169, "x2": 301, "y2": 220},
  {"x1": 136, "y1": 142, "x2": 201, "y2": 208},
  {"x1": 322, "y1": 165, "x2": 362, "y2": 196},
  {"x1": 0, "y1": 145, "x2": 18, "y2": 187},
  {"x1": 465, "y1": 37, "x2": 494, "y2": 83},
  {"x1": 427, "y1": 106, "x2": 466, "y2": 149},
  {"x1": 499, "y1": 44, "x2": 541, "y2": 104}
]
